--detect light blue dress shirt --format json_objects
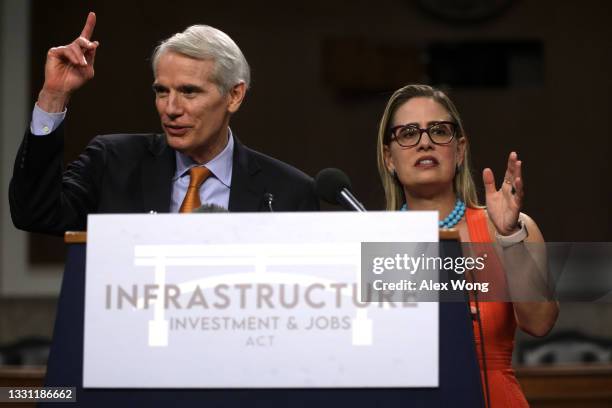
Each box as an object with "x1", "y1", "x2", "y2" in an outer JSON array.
[
  {"x1": 169, "y1": 133, "x2": 233, "y2": 212},
  {"x1": 31, "y1": 103, "x2": 66, "y2": 135},
  {"x1": 30, "y1": 105, "x2": 233, "y2": 212}
]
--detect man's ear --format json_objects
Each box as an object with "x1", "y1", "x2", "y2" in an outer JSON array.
[{"x1": 227, "y1": 82, "x2": 246, "y2": 113}]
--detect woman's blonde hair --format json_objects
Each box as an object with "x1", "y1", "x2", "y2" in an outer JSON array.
[{"x1": 376, "y1": 84, "x2": 480, "y2": 210}]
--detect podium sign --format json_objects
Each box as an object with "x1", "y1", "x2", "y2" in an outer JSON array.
[{"x1": 84, "y1": 212, "x2": 438, "y2": 388}]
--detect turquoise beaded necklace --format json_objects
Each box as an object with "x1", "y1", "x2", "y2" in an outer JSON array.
[{"x1": 400, "y1": 198, "x2": 466, "y2": 229}]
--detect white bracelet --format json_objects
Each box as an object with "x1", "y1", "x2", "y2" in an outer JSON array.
[{"x1": 496, "y1": 217, "x2": 528, "y2": 248}]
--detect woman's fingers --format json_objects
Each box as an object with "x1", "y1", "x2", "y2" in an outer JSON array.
[
  {"x1": 514, "y1": 176, "x2": 524, "y2": 207},
  {"x1": 483, "y1": 168, "x2": 497, "y2": 195},
  {"x1": 512, "y1": 155, "x2": 524, "y2": 186},
  {"x1": 502, "y1": 151, "x2": 516, "y2": 182}
]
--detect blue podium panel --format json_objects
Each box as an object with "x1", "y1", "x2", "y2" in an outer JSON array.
[{"x1": 45, "y1": 241, "x2": 483, "y2": 407}]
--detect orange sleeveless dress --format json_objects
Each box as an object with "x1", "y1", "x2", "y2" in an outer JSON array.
[{"x1": 465, "y1": 208, "x2": 529, "y2": 408}]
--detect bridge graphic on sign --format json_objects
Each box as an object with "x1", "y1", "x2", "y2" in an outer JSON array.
[{"x1": 133, "y1": 243, "x2": 395, "y2": 347}]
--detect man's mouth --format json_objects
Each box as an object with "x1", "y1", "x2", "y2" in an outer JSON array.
[{"x1": 164, "y1": 124, "x2": 190, "y2": 136}]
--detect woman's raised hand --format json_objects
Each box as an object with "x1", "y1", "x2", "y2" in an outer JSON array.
[{"x1": 483, "y1": 152, "x2": 524, "y2": 236}]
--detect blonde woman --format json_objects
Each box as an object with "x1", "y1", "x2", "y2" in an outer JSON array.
[{"x1": 377, "y1": 84, "x2": 558, "y2": 407}]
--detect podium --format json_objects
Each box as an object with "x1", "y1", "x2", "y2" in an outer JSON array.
[{"x1": 45, "y1": 228, "x2": 484, "y2": 407}]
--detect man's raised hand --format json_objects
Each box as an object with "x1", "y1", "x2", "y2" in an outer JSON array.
[{"x1": 38, "y1": 12, "x2": 99, "y2": 112}]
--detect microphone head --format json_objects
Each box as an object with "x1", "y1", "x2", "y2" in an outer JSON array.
[
  {"x1": 192, "y1": 203, "x2": 229, "y2": 213},
  {"x1": 315, "y1": 168, "x2": 352, "y2": 205}
]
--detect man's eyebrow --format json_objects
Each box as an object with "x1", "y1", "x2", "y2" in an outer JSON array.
[
  {"x1": 177, "y1": 84, "x2": 204, "y2": 93},
  {"x1": 152, "y1": 83, "x2": 167, "y2": 92}
]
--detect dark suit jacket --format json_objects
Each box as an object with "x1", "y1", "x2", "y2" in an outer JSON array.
[{"x1": 9, "y1": 124, "x2": 319, "y2": 235}]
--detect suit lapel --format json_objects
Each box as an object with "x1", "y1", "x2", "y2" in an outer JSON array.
[
  {"x1": 229, "y1": 138, "x2": 264, "y2": 212},
  {"x1": 141, "y1": 134, "x2": 175, "y2": 213}
]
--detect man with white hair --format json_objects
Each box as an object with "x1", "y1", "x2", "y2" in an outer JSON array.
[{"x1": 10, "y1": 12, "x2": 318, "y2": 235}]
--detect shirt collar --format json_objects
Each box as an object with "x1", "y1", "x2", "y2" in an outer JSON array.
[{"x1": 173, "y1": 129, "x2": 234, "y2": 188}]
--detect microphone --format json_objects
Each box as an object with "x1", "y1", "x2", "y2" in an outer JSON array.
[
  {"x1": 263, "y1": 193, "x2": 275, "y2": 212},
  {"x1": 192, "y1": 203, "x2": 229, "y2": 213},
  {"x1": 315, "y1": 168, "x2": 367, "y2": 212}
]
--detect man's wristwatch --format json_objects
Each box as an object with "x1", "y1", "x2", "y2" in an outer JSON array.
[{"x1": 495, "y1": 216, "x2": 528, "y2": 248}]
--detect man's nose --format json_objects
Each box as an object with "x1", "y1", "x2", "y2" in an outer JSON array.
[{"x1": 165, "y1": 92, "x2": 184, "y2": 118}]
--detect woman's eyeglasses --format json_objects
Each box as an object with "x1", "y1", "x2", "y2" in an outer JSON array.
[{"x1": 389, "y1": 121, "x2": 458, "y2": 147}]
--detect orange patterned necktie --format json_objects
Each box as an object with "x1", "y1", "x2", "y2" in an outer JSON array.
[{"x1": 179, "y1": 166, "x2": 212, "y2": 213}]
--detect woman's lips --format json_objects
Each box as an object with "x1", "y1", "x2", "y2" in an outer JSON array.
[{"x1": 415, "y1": 157, "x2": 439, "y2": 168}]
